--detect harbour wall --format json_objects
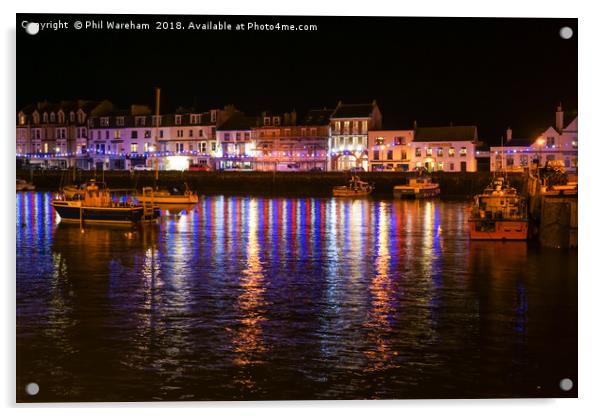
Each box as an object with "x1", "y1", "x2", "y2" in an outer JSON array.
[{"x1": 16, "y1": 170, "x2": 525, "y2": 198}]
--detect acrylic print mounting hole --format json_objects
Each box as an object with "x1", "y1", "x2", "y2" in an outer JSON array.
[
  {"x1": 25, "y1": 382, "x2": 39, "y2": 396},
  {"x1": 559, "y1": 378, "x2": 574, "y2": 391}
]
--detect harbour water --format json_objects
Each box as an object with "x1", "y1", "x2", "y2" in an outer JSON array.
[{"x1": 16, "y1": 192, "x2": 577, "y2": 401}]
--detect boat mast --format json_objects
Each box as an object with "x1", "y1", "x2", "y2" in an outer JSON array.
[{"x1": 154, "y1": 87, "x2": 161, "y2": 183}]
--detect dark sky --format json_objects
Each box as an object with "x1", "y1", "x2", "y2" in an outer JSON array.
[{"x1": 17, "y1": 14, "x2": 577, "y2": 144}]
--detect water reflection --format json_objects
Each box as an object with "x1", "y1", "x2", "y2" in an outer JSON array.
[{"x1": 16, "y1": 192, "x2": 577, "y2": 401}]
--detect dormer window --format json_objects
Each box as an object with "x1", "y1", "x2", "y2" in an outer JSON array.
[
  {"x1": 58, "y1": 112, "x2": 65, "y2": 124},
  {"x1": 100, "y1": 117, "x2": 110, "y2": 127},
  {"x1": 135, "y1": 116, "x2": 146, "y2": 127},
  {"x1": 43, "y1": 113, "x2": 48, "y2": 123},
  {"x1": 50, "y1": 113, "x2": 56, "y2": 123},
  {"x1": 116, "y1": 117, "x2": 124, "y2": 126},
  {"x1": 210, "y1": 110, "x2": 217, "y2": 123},
  {"x1": 190, "y1": 114, "x2": 201, "y2": 124},
  {"x1": 69, "y1": 112, "x2": 75, "y2": 122},
  {"x1": 175, "y1": 115, "x2": 182, "y2": 125},
  {"x1": 19, "y1": 114, "x2": 26, "y2": 125},
  {"x1": 264, "y1": 117, "x2": 271, "y2": 126},
  {"x1": 273, "y1": 117, "x2": 281, "y2": 126},
  {"x1": 152, "y1": 115, "x2": 162, "y2": 126}
]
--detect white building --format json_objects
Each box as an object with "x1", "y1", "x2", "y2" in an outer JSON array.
[
  {"x1": 410, "y1": 126, "x2": 478, "y2": 172},
  {"x1": 367, "y1": 130, "x2": 414, "y2": 171},
  {"x1": 490, "y1": 105, "x2": 578, "y2": 173}
]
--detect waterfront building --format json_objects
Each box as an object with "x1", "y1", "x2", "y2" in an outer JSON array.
[
  {"x1": 16, "y1": 100, "x2": 110, "y2": 168},
  {"x1": 490, "y1": 105, "x2": 578, "y2": 173},
  {"x1": 328, "y1": 100, "x2": 382, "y2": 171},
  {"x1": 410, "y1": 125, "x2": 478, "y2": 172},
  {"x1": 214, "y1": 111, "x2": 258, "y2": 170},
  {"x1": 86, "y1": 105, "x2": 232, "y2": 171},
  {"x1": 367, "y1": 130, "x2": 414, "y2": 171},
  {"x1": 252, "y1": 109, "x2": 330, "y2": 171}
]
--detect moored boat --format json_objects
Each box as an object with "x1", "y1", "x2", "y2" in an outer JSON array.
[
  {"x1": 393, "y1": 177, "x2": 440, "y2": 199},
  {"x1": 51, "y1": 180, "x2": 159, "y2": 225},
  {"x1": 134, "y1": 183, "x2": 199, "y2": 205},
  {"x1": 332, "y1": 176, "x2": 374, "y2": 197},
  {"x1": 16, "y1": 179, "x2": 35, "y2": 191},
  {"x1": 468, "y1": 177, "x2": 528, "y2": 240}
]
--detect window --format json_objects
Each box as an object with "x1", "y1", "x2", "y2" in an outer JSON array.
[
  {"x1": 58, "y1": 112, "x2": 65, "y2": 123},
  {"x1": 506, "y1": 157, "x2": 514, "y2": 167},
  {"x1": 334, "y1": 121, "x2": 340, "y2": 132},
  {"x1": 225, "y1": 133, "x2": 231, "y2": 140},
  {"x1": 310, "y1": 128, "x2": 317, "y2": 136},
  {"x1": 520, "y1": 155, "x2": 528, "y2": 166},
  {"x1": 135, "y1": 117, "x2": 145, "y2": 127},
  {"x1": 159, "y1": 130, "x2": 164, "y2": 138},
  {"x1": 546, "y1": 136, "x2": 555, "y2": 147},
  {"x1": 100, "y1": 117, "x2": 109, "y2": 127},
  {"x1": 401, "y1": 151, "x2": 407, "y2": 160},
  {"x1": 211, "y1": 110, "x2": 217, "y2": 122},
  {"x1": 426, "y1": 147, "x2": 432, "y2": 156},
  {"x1": 373, "y1": 150, "x2": 380, "y2": 160},
  {"x1": 450, "y1": 162, "x2": 455, "y2": 171},
  {"x1": 343, "y1": 121, "x2": 350, "y2": 132},
  {"x1": 152, "y1": 115, "x2": 162, "y2": 126},
  {"x1": 460, "y1": 147, "x2": 467, "y2": 156},
  {"x1": 200, "y1": 142, "x2": 207, "y2": 153},
  {"x1": 415, "y1": 147, "x2": 422, "y2": 157},
  {"x1": 19, "y1": 114, "x2": 26, "y2": 125},
  {"x1": 116, "y1": 117, "x2": 124, "y2": 126},
  {"x1": 362, "y1": 121, "x2": 368, "y2": 133},
  {"x1": 144, "y1": 142, "x2": 150, "y2": 152},
  {"x1": 199, "y1": 130, "x2": 204, "y2": 137},
  {"x1": 105, "y1": 130, "x2": 109, "y2": 140},
  {"x1": 190, "y1": 114, "x2": 200, "y2": 124},
  {"x1": 211, "y1": 141, "x2": 217, "y2": 151},
  {"x1": 189, "y1": 129, "x2": 193, "y2": 137},
  {"x1": 437, "y1": 148, "x2": 443, "y2": 157},
  {"x1": 394, "y1": 136, "x2": 406, "y2": 145},
  {"x1": 572, "y1": 140, "x2": 577, "y2": 149},
  {"x1": 50, "y1": 113, "x2": 55, "y2": 123},
  {"x1": 387, "y1": 150, "x2": 393, "y2": 160},
  {"x1": 564, "y1": 158, "x2": 571, "y2": 167},
  {"x1": 236, "y1": 133, "x2": 241, "y2": 141},
  {"x1": 437, "y1": 161, "x2": 444, "y2": 171},
  {"x1": 376, "y1": 137, "x2": 385, "y2": 146},
  {"x1": 273, "y1": 117, "x2": 280, "y2": 126},
  {"x1": 69, "y1": 112, "x2": 75, "y2": 122},
  {"x1": 546, "y1": 154, "x2": 555, "y2": 162},
  {"x1": 177, "y1": 130, "x2": 184, "y2": 138},
  {"x1": 43, "y1": 113, "x2": 48, "y2": 123},
  {"x1": 245, "y1": 132, "x2": 251, "y2": 140},
  {"x1": 115, "y1": 130, "x2": 121, "y2": 139},
  {"x1": 131, "y1": 131, "x2": 138, "y2": 139},
  {"x1": 175, "y1": 115, "x2": 182, "y2": 125},
  {"x1": 448, "y1": 147, "x2": 455, "y2": 156},
  {"x1": 264, "y1": 117, "x2": 271, "y2": 126},
  {"x1": 131, "y1": 143, "x2": 138, "y2": 153}
]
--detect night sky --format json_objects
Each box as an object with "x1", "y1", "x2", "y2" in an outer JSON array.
[{"x1": 17, "y1": 14, "x2": 577, "y2": 144}]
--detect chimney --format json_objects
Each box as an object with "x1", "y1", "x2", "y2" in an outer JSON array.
[
  {"x1": 506, "y1": 126, "x2": 512, "y2": 142},
  {"x1": 556, "y1": 103, "x2": 564, "y2": 132}
]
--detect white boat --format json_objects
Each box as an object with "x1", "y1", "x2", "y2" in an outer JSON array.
[
  {"x1": 393, "y1": 177, "x2": 440, "y2": 199},
  {"x1": 16, "y1": 179, "x2": 35, "y2": 191},
  {"x1": 333, "y1": 176, "x2": 374, "y2": 197},
  {"x1": 134, "y1": 184, "x2": 199, "y2": 204}
]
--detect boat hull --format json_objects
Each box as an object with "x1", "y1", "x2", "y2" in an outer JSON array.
[
  {"x1": 332, "y1": 187, "x2": 373, "y2": 197},
  {"x1": 135, "y1": 195, "x2": 199, "y2": 204},
  {"x1": 468, "y1": 219, "x2": 529, "y2": 240},
  {"x1": 394, "y1": 187, "x2": 440, "y2": 199},
  {"x1": 51, "y1": 201, "x2": 159, "y2": 225}
]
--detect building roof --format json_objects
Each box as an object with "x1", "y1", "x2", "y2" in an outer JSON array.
[
  {"x1": 414, "y1": 126, "x2": 478, "y2": 142},
  {"x1": 216, "y1": 113, "x2": 256, "y2": 131},
  {"x1": 304, "y1": 108, "x2": 333, "y2": 125},
  {"x1": 331, "y1": 102, "x2": 376, "y2": 118}
]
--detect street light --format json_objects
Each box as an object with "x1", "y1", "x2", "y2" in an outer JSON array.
[{"x1": 536, "y1": 136, "x2": 545, "y2": 167}]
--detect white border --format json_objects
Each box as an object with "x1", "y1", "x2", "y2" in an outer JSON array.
[{"x1": 2, "y1": 1, "x2": 600, "y2": 415}]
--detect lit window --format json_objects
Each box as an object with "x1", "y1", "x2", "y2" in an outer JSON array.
[
  {"x1": 415, "y1": 148, "x2": 421, "y2": 157},
  {"x1": 437, "y1": 148, "x2": 443, "y2": 157},
  {"x1": 131, "y1": 143, "x2": 138, "y2": 153},
  {"x1": 460, "y1": 147, "x2": 467, "y2": 156},
  {"x1": 426, "y1": 147, "x2": 433, "y2": 156},
  {"x1": 448, "y1": 147, "x2": 455, "y2": 156}
]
